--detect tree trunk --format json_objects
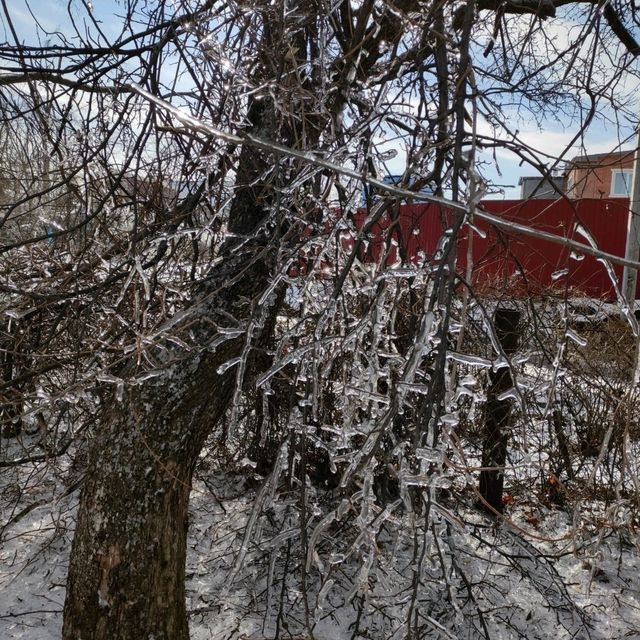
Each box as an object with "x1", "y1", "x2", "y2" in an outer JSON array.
[
  {"x1": 1, "y1": 318, "x2": 23, "y2": 437},
  {"x1": 62, "y1": 100, "x2": 277, "y2": 637},
  {"x1": 62, "y1": 423, "x2": 193, "y2": 639},
  {"x1": 62, "y1": 254, "x2": 267, "y2": 638},
  {"x1": 60, "y1": 3, "x2": 395, "y2": 635}
]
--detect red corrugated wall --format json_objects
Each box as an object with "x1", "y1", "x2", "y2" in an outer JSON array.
[{"x1": 357, "y1": 198, "x2": 635, "y2": 300}]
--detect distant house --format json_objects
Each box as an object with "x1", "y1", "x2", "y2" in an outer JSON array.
[
  {"x1": 518, "y1": 175, "x2": 566, "y2": 199},
  {"x1": 565, "y1": 150, "x2": 635, "y2": 199}
]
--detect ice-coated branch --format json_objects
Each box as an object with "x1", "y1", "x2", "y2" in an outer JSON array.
[
  {"x1": 133, "y1": 85, "x2": 640, "y2": 274},
  {"x1": 476, "y1": 0, "x2": 640, "y2": 54}
]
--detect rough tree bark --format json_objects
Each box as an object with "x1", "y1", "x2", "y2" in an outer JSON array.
[{"x1": 62, "y1": 281, "x2": 267, "y2": 638}]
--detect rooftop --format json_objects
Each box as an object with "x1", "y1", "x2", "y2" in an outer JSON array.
[{"x1": 569, "y1": 149, "x2": 635, "y2": 166}]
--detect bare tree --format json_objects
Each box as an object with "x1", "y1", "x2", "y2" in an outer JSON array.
[{"x1": 0, "y1": 1, "x2": 639, "y2": 638}]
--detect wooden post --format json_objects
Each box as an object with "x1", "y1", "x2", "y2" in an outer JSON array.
[{"x1": 479, "y1": 307, "x2": 521, "y2": 514}]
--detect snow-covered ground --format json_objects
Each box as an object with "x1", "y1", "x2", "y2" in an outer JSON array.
[
  {"x1": 3, "y1": 301, "x2": 640, "y2": 639},
  {"x1": 2, "y1": 442, "x2": 639, "y2": 640}
]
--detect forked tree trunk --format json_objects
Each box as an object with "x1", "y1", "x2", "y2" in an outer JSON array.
[{"x1": 61, "y1": 3, "x2": 391, "y2": 634}]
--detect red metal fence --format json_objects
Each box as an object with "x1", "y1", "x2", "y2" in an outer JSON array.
[{"x1": 357, "y1": 198, "x2": 635, "y2": 300}]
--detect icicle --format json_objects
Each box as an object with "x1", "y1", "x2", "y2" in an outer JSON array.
[
  {"x1": 565, "y1": 328, "x2": 587, "y2": 347},
  {"x1": 551, "y1": 268, "x2": 569, "y2": 280}
]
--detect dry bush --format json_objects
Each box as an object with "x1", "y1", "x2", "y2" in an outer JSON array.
[{"x1": 564, "y1": 313, "x2": 637, "y2": 379}]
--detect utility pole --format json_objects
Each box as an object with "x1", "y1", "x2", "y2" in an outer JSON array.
[{"x1": 623, "y1": 135, "x2": 640, "y2": 305}]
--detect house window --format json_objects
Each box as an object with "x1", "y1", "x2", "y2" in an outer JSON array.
[{"x1": 611, "y1": 169, "x2": 633, "y2": 197}]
